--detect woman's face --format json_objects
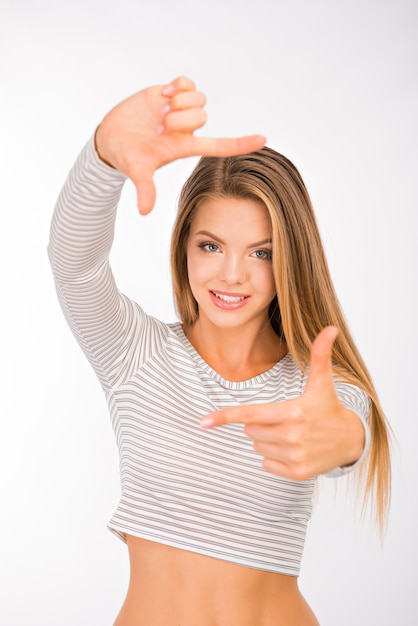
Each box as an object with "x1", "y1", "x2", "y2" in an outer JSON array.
[{"x1": 186, "y1": 196, "x2": 276, "y2": 332}]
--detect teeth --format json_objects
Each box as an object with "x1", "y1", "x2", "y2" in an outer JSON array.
[{"x1": 213, "y1": 292, "x2": 245, "y2": 303}]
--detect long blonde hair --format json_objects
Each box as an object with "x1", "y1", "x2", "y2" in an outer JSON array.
[{"x1": 170, "y1": 147, "x2": 391, "y2": 530}]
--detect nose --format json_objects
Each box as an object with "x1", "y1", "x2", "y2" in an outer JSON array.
[{"x1": 218, "y1": 253, "x2": 246, "y2": 285}]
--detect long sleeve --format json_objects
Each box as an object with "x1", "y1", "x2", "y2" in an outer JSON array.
[
  {"x1": 48, "y1": 137, "x2": 168, "y2": 391},
  {"x1": 325, "y1": 382, "x2": 371, "y2": 477}
]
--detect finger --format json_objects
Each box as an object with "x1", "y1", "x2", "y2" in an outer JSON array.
[
  {"x1": 162, "y1": 108, "x2": 207, "y2": 134},
  {"x1": 262, "y1": 457, "x2": 290, "y2": 477},
  {"x1": 131, "y1": 174, "x2": 156, "y2": 215},
  {"x1": 200, "y1": 402, "x2": 286, "y2": 429},
  {"x1": 192, "y1": 134, "x2": 267, "y2": 157},
  {"x1": 252, "y1": 440, "x2": 285, "y2": 458},
  {"x1": 304, "y1": 325, "x2": 339, "y2": 394},
  {"x1": 252, "y1": 438, "x2": 307, "y2": 466},
  {"x1": 162, "y1": 76, "x2": 196, "y2": 97},
  {"x1": 163, "y1": 91, "x2": 206, "y2": 113},
  {"x1": 262, "y1": 458, "x2": 313, "y2": 481},
  {"x1": 171, "y1": 76, "x2": 196, "y2": 91},
  {"x1": 244, "y1": 423, "x2": 282, "y2": 442}
]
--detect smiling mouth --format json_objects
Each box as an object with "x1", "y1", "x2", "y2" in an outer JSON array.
[{"x1": 211, "y1": 291, "x2": 249, "y2": 303}]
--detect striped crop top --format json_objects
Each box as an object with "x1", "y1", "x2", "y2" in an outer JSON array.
[{"x1": 48, "y1": 137, "x2": 370, "y2": 577}]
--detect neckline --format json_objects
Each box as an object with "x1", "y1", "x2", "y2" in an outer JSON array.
[{"x1": 171, "y1": 322, "x2": 291, "y2": 390}]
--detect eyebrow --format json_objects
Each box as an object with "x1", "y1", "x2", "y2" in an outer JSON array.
[{"x1": 194, "y1": 230, "x2": 272, "y2": 248}]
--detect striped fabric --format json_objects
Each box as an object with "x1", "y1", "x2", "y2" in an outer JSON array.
[{"x1": 48, "y1": 138, "x2": 370, "y2": 576}]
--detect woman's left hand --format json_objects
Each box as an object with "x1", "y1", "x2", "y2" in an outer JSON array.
[{"x1": 200, "y1": 326, "x2": 366, "y2": 480}]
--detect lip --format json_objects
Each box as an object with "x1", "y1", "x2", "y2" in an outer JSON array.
[{"x1": 209, "y1": 290, "x2": 251, "y2": 310}]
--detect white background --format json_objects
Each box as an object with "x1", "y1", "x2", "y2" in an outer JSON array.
[{"x1": 1, "y1": 1, "x2": 417, "y2": 624}]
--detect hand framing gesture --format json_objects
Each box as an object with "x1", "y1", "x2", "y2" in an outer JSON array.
[
  {"x1": 95, "y1": 76, "x2": 266, "y2": 215},
  {"x1": 201, "y1": 327, "x2": 366, "y2": 480}
]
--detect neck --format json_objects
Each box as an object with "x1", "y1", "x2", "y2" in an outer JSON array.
[{"x1": 184, "y1": 316, "x2": 287, "y2": 382}]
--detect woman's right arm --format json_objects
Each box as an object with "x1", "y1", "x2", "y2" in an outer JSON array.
[
  {"x1": 48, "y1": 77, "x2": 266, "y2": 389},
  {"x1": 48, "y1": 137, "x2": 138, "y2": 390}
]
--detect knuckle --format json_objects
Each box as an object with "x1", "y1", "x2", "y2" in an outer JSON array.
[{"x1": 289, "y1": 404, "x2": 305, "y2": 423}]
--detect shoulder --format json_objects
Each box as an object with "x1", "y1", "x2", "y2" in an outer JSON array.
[{"x1": 334, "y1": 381, "x2": 371, "y2": 422}]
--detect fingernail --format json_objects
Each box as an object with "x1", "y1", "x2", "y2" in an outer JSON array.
[
  {"x1": 160, "y1": 103, "x2": 171, "y2": 115},
  {"x1": 162, "y1": 84, "x2": 176, "y2": 96},
  {"x1": 200, "y1": 417, "x2": 214, "y2": 429},
  {"x1": 156, "y1": 124, "x2": 164, "y2": 135}
]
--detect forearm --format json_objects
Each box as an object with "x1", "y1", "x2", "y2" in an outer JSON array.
[
  {"x1": 48, "y1": 136, "x2": 126, "y2": 282},
  {"x1": 48, "y1": 137, "x2": 134, "y2": 389}
]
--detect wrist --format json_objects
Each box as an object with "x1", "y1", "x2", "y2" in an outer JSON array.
[{"x1": 94, "y1": 125, "x2": 116, "y2": 169}]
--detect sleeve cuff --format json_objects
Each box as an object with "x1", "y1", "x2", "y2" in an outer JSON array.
[{"x1": 324, "y1": 383, "x2": 371, "y2": 478}]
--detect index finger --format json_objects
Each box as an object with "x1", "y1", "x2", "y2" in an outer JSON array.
[
  {"x1": 200, "y1": 402, "x2": 283, "y2": 429},
  {"x1": 192, "y1": 134, "x2": 267, "y2": 157}
]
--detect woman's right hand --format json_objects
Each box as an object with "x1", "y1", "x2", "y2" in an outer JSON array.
[{"x1": 95, "y1": 76, "x2": 266, "y2": 214}]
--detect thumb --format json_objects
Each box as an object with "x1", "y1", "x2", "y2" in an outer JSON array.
[
  {"x1": 133, "y1": 175, "x2": 157, "y2": 215},
  {"x1": 304, "y1": 326, "x2": 339, "y2": 394}
]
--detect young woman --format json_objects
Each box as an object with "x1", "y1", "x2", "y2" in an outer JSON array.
[{"x1": 48, "y1": 76, "x2": 391, "y2": 625}]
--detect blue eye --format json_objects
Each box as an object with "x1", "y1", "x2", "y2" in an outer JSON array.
[
  {"x1": 254, "y1": 249, "x2": 272, "y2": 260},
  {"x1": 199, "y1": 243, "x2": 220, "y2": 253}
]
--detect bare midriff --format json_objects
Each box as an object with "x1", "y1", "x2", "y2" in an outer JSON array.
[{"x1": 113, "y1": 535, "x2": 319, "y2": 626}]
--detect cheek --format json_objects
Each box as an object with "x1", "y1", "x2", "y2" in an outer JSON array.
[
  {"x1": 187, "y1": 248, "x2": 218, "y2": 287},
  {"x1": 254, "y1": 262, "x2": 276, "y2": 297}
]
